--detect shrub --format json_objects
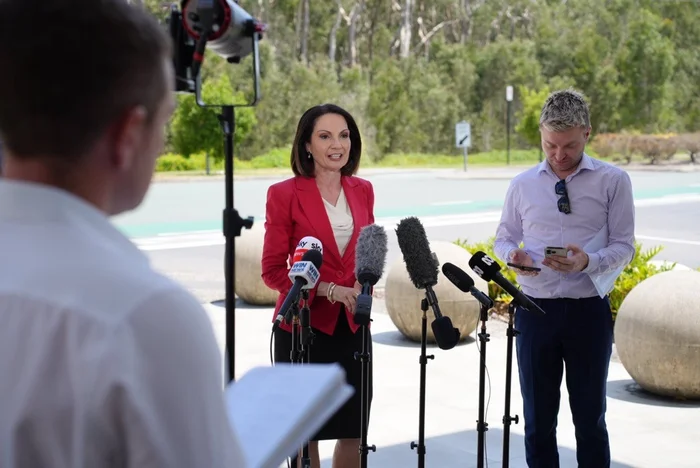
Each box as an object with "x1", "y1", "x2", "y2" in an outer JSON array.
[
  {"x1": 454, "y1": 237, "x2": 673, "y2": 320},
  {"x1": 156, "y1": 153, "x2": 197, "y2": 172},
  {"x1": 169, "y1": 74, "x2": 257, "y2": 162},
  {"x1": 589, "y1": 132, "x2": 700, "y2": 164},
  {"x1": 675, "y1": 133, "x2": 700, "y2": 164},
  {"x1": 250, "y1": 147, "x2": 291, "y2": 169},
  {"x1": 608, "y1": 243, "x2": 675, "y2": 319}
]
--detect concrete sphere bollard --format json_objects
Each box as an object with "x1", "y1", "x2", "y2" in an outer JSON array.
[
  {"x1": 234, "y1": 224, "x2": 279, "y2": 306},
  {"x1": 385, "y1": 241, "x2": 489, "y2": 344},
  {"x1": 614, "y1": 270, "x2": 700, "y2": 399}
]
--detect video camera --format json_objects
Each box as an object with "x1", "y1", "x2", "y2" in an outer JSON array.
[{"x1": 167, "y1": 0, "x2": 265, "y2": 103}]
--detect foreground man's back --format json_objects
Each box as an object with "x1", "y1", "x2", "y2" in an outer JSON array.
[
  {"x1": 0, "y1": 0, "x2": 245, "y2": 466},
  {"x1": 0, "y1": 182, "x2": 243, "y2": 467}
]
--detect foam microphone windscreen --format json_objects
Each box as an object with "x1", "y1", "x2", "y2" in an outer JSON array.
[
  {"x1": 395, "y1": 217, "x2": 438, "y2": 289},
  {"x1": 355, "y1": 224, "x2": 388, "y2": 286}
]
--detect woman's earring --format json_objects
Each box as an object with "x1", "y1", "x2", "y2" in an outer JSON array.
[{"x1": 307, "y1": 151, "x2": 312, "y2": 159}]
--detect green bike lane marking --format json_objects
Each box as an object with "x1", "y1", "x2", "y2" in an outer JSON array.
[{"x1": 116, "y1": 185, "x2": 700, "y2": 239}]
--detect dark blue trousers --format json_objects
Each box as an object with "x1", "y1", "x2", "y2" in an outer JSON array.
[{"x1": 514, "y1": 296, "x2": 614, "y2": 468}]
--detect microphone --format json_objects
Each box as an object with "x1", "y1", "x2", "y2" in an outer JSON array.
[
  {"x1": 292, "y1": 235, "x2": 324, "y2": 264},
  {"x1": 441, "y1": 262, "x2": 493, "y2": 309},
  {"x1": 354, "y1": 224, "x2": 389, "y2": 326},
  {"x1": 271, "y1": 248, "x2": 323, "y2": 331},
  {"x1": 468, "y1": 251, "x2": 546, "y2": 315},
  {"x1": 395, "y1": 217, "x2": 461, "y2": 350}
]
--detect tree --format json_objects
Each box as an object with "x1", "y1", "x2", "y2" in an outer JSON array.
[
  {"x1": 170, "y1": 74, "x2": 257, "y2": 161},
  {"x1": 515, "y1": 85, "x2": 550, "y2": 148},
  {"x1": 145, "y1": 0, "x2": 700, "y2": 160}
]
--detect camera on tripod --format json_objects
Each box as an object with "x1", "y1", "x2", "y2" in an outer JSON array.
[{"x1": 167, "y1": 0, "x2": 265, "y2": 100}]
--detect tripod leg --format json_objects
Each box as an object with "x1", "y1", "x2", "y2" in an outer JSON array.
[
  {"x1": 476, "y1": 303, "x2": 490, "y2": 468},
  {"x1": 300, "y1": 300, "x2": 313, "y2": 468},
  {"x1": 502, "y1": 302, "x2": 520, "y2": 468},
  {"x1": 356, "y1": 324, "x2": 376, "y2": 468}
]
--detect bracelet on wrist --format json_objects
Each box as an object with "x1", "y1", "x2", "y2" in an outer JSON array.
[{"x1": 328, "y1": 282, "x2": 336, "y2": 304}]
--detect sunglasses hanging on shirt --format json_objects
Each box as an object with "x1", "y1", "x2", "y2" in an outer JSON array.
[{"x1": 555, "y1": 179, "x2": 571, "y2": 214}]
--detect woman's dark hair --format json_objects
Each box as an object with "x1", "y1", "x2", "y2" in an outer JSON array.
[{"x1": 291, "y1": 104, "x2": 362, "y2": 177}]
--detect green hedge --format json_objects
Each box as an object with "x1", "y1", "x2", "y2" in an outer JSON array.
[
  {"x1": 454, "y1": 237, "x2": 675, "y2": 320},
  {"x1": 155, "y1": 147, "x2": 557, "y2": 172},
  {"x1": 155, "y1": 148, "x2": 291, "y2": 173}
]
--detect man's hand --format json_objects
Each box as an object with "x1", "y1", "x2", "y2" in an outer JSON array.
[
  {"x1": 542, "y1": 244, "x2": 589, "y2": 273},
  {"x1": 509, "y1": 249, "x2": 539, "y2": 277}
]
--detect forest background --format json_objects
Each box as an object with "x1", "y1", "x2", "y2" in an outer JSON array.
[{"x1": 132, "y1": 0, "x2": 700, "y2": 172}]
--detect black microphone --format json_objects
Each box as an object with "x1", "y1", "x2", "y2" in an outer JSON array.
[
  {"x1": 468, "y1": 251, "x2": 546, "y2": 315},
  {"x1": 441, "y1": 262, "x2": 493, "y2": 309},
  {"x1": 395, "y1": 217, "x2": 461, "y2": 350},
  {"x1": 271, "y1": 249, "x2": 323, "y2": 331},
  {"x1": 354, "y1": 224, "x2": 388, "y2": 326}
]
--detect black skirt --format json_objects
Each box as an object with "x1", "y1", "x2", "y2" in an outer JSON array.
[{"x1": 273, "y1": 308, "x2": 373, "y2": 442}]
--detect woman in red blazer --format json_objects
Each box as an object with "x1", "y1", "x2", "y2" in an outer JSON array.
[{"x1": 261, "y1": 103, "x2": 375, "y2": 468}]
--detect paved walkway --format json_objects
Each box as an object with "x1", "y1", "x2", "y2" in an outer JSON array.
[{"x1": 203, "y1": 297, "x2": 700, "y2": 468}]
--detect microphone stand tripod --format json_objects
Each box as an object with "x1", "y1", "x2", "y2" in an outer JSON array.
[
  {"x1": 354, "y1": 295, "x2": 376, "y2": 468},
  {"x1": 501, "y1": 301, "x2": 520, "y2": 468},
  {"x1": 298, "y1": 290, "x2": 314, "y2": 468},
  {"x1": 475, "y1": 300, "x2": 492, "y2": 468},
  {"x1": 410, "y1": 298, "x2": 434, "y2": 468},
  {"x1": 286, "y1": 296, "x2": 304, "y2": 468}
]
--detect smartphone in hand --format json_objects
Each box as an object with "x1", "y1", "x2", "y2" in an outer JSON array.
[
  {"x1": 544, "y1": 246, "x2": 568, "y2": 257},
  {"x1": 507, "y1": 262, "x2": 542, "y2": 272}
]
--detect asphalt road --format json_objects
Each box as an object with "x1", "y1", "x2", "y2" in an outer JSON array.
[{"x1": 113, "y1": 167, "x2": 700, "y2": 304}]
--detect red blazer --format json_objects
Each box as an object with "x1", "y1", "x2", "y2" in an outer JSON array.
[{"x1": 261, "y1": 175, "x2": 375, "y2": 336}]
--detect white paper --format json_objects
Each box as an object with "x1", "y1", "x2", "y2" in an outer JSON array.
[
  {"x1": 583, "y1": 224, "x2": 625, "y2": 298},
  {"x1": 225, "y1": 363, "x2": 354, "y2": 468}
]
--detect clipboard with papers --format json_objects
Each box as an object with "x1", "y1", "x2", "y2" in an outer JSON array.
[
  {"x1": 583, "y1": 224, "x2": 625, "y2": 298},
  {"x1": 225, "y1": 363, "x2": 354, "y2": 468}
]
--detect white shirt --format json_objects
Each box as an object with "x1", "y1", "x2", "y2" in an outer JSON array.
[
  {"x1": 322, "y1": 187, "x2": 354, "y2": 255},
  {"x1": 494, "y1": 154, "x2": 636, "y2": 299},
  {"x1": 0, "y1": 180, "x2": 244, "y2": 468}
]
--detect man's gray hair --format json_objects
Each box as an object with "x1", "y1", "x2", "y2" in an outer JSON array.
[{"x1": 539, "y1": 88, "x2": 591, "y2": 132}]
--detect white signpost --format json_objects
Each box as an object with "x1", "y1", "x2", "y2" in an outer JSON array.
[{"x1": 455, "y1": 120, "x2": 471, "y2": 171}]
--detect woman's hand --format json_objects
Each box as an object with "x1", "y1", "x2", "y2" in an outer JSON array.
[{"x1": 332, "y1": 284, "x2": 361, "y2": 313}]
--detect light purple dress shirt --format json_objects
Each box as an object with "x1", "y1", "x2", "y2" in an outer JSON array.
[{"x1": 494, "y1": 153, "x2": 636, "y2": 299}]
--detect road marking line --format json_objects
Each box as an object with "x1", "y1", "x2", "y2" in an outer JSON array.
[
  {"x1": 431, "y1": 200, "x2": 473, "y2": 206},
  {"x1": 134, "y1": 212, "x2": 503, "y2": 251},
  {"x1": 634, "y1": 194, "x2": 700, "y2": 207},
  {"x1": 131, "y1": 191, "x2": 700, "y2": 251},
  {"x1": 636, "y1": 235, "x2": 700, "y2": 246}
]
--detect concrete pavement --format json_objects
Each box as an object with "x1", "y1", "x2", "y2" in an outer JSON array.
[{"x1": 204, "y1": 297, "x2": 700, "y2": 468}]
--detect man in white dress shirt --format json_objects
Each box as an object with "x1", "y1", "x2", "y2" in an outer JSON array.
[
  {"x1": 494, "y1": 89, "x2": 635, "y2": 468},
  {"x1": 0, "y1": 1, "x2": 244, "y2": 467}
]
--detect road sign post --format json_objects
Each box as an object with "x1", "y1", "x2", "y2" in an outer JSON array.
[
  {"x1": 455, "y1": 120, "x2": 471, "y2": 172},
  {"x1": 506, "y1": 86, "x2": 513, "y2": 166}
]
